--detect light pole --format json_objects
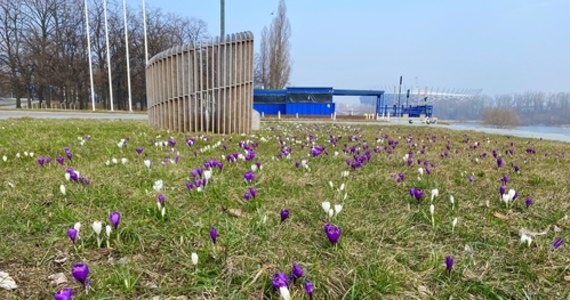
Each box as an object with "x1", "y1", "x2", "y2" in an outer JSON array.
[
  {"x1": 84, "y1": 0, "x2": 96, "y2": 111},
  {"x1": 123, "y1": 0, "x2": 133, "y2": 112},
  {"x1": 220, "y1": 0, "x2": 225, "y2": 37},
  {"x1": 103, "y1": 0, "x2": 114, "y2": 111}
]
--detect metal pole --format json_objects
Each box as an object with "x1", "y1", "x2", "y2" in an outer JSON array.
[
  {"x1": 398, "y1": 75, "x2": 402, "y2": 107},
  {"x1": 220, "y1": 0, "x2": 225, "y2": 37},
  {"x1": 142, "y1": 0, "x2": 148, "y2": 64},
  {"x1": 84, "y1": 0, "x2": 96, "y2": 111},
  {"x1": 103, "y1": 0, "x2": 114, "y2": 111},
  {"x1": 123, "y1": 0, "x2": 133, "y2": 112}
]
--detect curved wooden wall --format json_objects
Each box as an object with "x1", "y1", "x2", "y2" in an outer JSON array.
[{"x1": 146, "y1": 32, "x2": 253, "y2": 134}]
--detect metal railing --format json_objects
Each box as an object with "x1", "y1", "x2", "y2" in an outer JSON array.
[{"x1": 146, "y1": 32, "x2": 254, "y2": 134}]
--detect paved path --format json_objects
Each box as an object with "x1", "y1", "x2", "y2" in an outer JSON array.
[{"x1": 0, "y1": 110, "x2": 147, "y2": 120}]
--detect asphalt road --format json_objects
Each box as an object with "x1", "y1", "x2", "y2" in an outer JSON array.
[{"x1": 0, "y1": 110, "x2": 148, "y2": 120}]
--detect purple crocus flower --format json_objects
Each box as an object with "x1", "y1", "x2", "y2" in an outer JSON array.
[
  {"x1": 136, "y1": 147, "x2": 144, "y2": 155},
  {"x1": 414, "y1": 189, "x2": 424, "y2": 202},
  {"x1": 244, "y1": 191, "x2": 251, "y2": 201},
  {"x1": 525, "y1": 196, "x2": 532, "y2": 208},
  {"x1": 467, "y1": 175, "x2": 474, "y2": 182},
  {"x1": 497, "y1": 157, "x2": 503, "y2": 168},
  {"x1": 109, "y1": 212, "x2": 121, "y2": 229},
  {"x1": 552, "y1": 238, "x2": 563, "y2": 250},
  {"x1": 158, "y1": 194, "x2": 166, "y2": 205},
  {"x1": 514, "y1": 165, "x2": 520, "y2": 172},
  {"x1": 324, "y1": 223, "x2": 342, "y2": 245},
  {"x1": 244, "y1": 171, "x2": 255, "y2": 183},
  {"x1": 501, "y1": 175, "x2": 509, "y2": 184},
  {"x1": 290, "y1": 262, "x2": 303, "y2": 280},
  {"x1": 66, "y1": 151, "x2": 73, "y2": 161},
  {"x1": 210, "y1": 227, "x2": 218, "y2": 244},
  {"x1": 249, "y1": 187, "x2": 257, "y2": 198},
  {"x1": 54, "y1": 288, "x2": 73, "y2": 300},
  {"x1": 38, "y1": 156, "x2": 45, "y2": 166},
  {"x1": 280, "y1": 209, "x2": 289, "y2": 222},
  {"x1": 305, "y1": 281, "x2": 314, "y2": 299},
  {"x1": 409, "y1": 187, "x2": 416, "y2": 198},
  {"x1": 445, "y1": 256, "x2": 453, "y2": 273},
  {"x1": 71, "y1": 263, "x2": 89, "y2": 287},
  {"x1": 499, "y1": 185, "x2": 506, "y2": 195},
  {"x1": 272, "y1": 272, "x2": 288, "y2": 289},
  {"x1": 56, "y1": 155, "x2": 65, "y2": 165},
  {"x1": 67, "y1": 228, "x2": 78, "y2": 244}
]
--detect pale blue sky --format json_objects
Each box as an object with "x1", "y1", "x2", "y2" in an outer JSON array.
[{"x1": 131, "y1": 0, "x2": 570, "y2": 95}]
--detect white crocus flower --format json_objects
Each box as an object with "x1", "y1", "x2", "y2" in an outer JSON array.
[
  {"x1": 452, "y1": 217, "x2": 458, "y2": 233},
  {"x1": 334, "y1": 204, "x2": 343, "y2": 216},
  {"x1": 251, "y1": 164, "x2": 258, "y2": 172},
  {"x1": 105, "y1": 160, "x2": 111, "y2": 166},
  {"x1": 203, "y1": 170, "x2": 212, "y2": 180},
  {"x1": 450, "y1": 195, "x2": 455, "y2": 209},
  {"x1": 74, "y1": 222, "x2": 81, "y2": 239},
  {"x1": 328, "y1": 181, "x2": 334, "y2": 189},
  {"x1": 93, "y1": 221, "x2": 103, "y2": 247},
  {"x1": 430, "y1": 189, "x2": 439, "y2": 202},
  {"x1": 144, "y1": 159, "x2": 152, "y2": 169},
  {"x1": 321, "y1": 201, "x2": 331, "y2": 214},
  {"x1": 334, "y1": 151, "x2": 339, "y2": 157},
  {"x1": 520, "y1": 233, "x2": 532, "y2": 247},
  {"x1": 29, "y1": 152, "x2": 34, "y2": 157},
  {"x1": 191, "y1": 252, "x2": 199, "y2": 265},
  {"x1": 16, "y1": 152, "x2": 20, "y2": 158},
  {"x1": 60, "y1": 184, "x2": 66, "y2": 196},
  {"x1": 105, "y1": 225, "x2": 112, "y2": 238},
  {"x1": 161, "y1": 207, "x2": 166, "y2": 217},
  {"x1": 121, "y1": 158, "x2": 128, "y2": 165},
  {"x1": 64, "y1": 172, "x2": 71, "y2": 181},
  {"x1": 279, "y1": 286, "x2": 291, "y2": 300},
  {"x1": 153, "y1": 180, "x2": 164, "y2": 192},
  {"x1": 339, "y1": 183, "x2": 346, "y2": 192},
  {"x1": 418, "y1": 167, "x2": 424, "y2": 176},
  {"x1": 24, "y1": 151, "x2": 28, "y2": 157},
  {"x1": 112, "y1": 158, "x2": 118, "y2": 164},
  {"x1": 328, "y1": 208, "x2": 334, "y2": 218},
  {"x1": 403, "y1": 154, "x2": 409, "y2": 162},
  {"x1": 2, "y1": 155, "x2": 6, "y2": 162},
  {"x1": 92, "y1": 221, "x2": 102, "y2": 236}
]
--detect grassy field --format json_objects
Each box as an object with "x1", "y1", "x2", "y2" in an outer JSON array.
[{"x1": 0, "y1": 118, "x2": 569, "y2": 299}]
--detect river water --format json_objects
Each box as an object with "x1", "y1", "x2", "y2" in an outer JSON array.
[{"x1": 446, "y1": 122, "x2": 570, "y2": 143}]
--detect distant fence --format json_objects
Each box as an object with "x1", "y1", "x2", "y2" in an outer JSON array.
[{"x1": 146, "y1": 32, "x2": 254, "y2": 133}]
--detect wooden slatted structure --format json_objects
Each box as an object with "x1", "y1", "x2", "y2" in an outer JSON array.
[{"x1": 146, "y1": 32, "x2": 254, "y2": 134}]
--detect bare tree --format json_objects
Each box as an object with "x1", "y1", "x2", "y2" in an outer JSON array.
[{"x1": 255, "y1": 0, "x2": 291, "y2": 89}]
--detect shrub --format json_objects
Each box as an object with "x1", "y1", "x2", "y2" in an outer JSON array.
[{"x1": 481, "y1": 107, "x2": 521, "y2": 128}]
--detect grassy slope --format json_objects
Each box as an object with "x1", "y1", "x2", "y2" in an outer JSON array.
[{"x1": 0, "y1": 119, "x2": 569, "y2": 299}]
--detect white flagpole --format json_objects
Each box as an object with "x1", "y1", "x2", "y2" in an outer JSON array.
[
  {"x1": 123, "y1": 0, "x2": 133, "y2": 112},
  {"x1": 142, "y1": 0, "x2": 148, "y2": 65},
  {"x1": 84, "y1": 0, "x2": 96, "y2": 111},
  {"x1": 103, "y1": 0, "x2": 114, "y2": 111}
]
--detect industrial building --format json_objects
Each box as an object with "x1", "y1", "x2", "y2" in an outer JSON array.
[{"x1": 253, "y1": 87, "x2": 434, "y2": 117}]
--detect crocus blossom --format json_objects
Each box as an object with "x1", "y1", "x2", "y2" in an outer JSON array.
[
  {"x1": 191, "y1": 252, "x2": 199, "y2": 265},
  {"x1": 520, "y1": 233, "x2": 532, "y2": 247},
  {"x1": 324, "y1": 223, "x2": 342, "y2": 245},
  {"x1": 321, "y1": 201, "x2": 331, "y2": 214},
  {"x1": 304, "y1": 281, "x2": 314, "y2": 299},
  {"x1": 71, "y1": 263, "x2": 90, "y2": 288},
  {"x1": 280, "y1": 209, "x2": 290, "y2": 222},
  {"x1": 210, "y1": 227, "x2": 218, "y2": 244},
  {"x1": 54, "y1": 288, "x2": 73, "y2": 300},
  {"x1": 67, "y1": 228, "x2": 78, "y2": 244},
  {"x1": 525, "y1": 196, "x2": 532, "y2": 208},
  {"x1": 290, "y1": 262, "x2": 304, "y2": 280},
  {"x1": 109, "y1": 212, "x2": 121, "y2": 229},
  {"x1": 272, "y1": 272, "x2": 290, "y2": 300},
  {"x1": 552, "y1": 238, "x2": 563, "y2": 250},
  {"x1": 445, "y1": 256, "x2": 453, "y2": 273}
]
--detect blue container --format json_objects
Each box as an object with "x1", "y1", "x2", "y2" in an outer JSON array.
[
  {"x1": 285, "y1": 103, "x2": 335, "y2": 116},
  {"x1": 253, "y1": 103, "x2": 286, "y2": 115}
]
